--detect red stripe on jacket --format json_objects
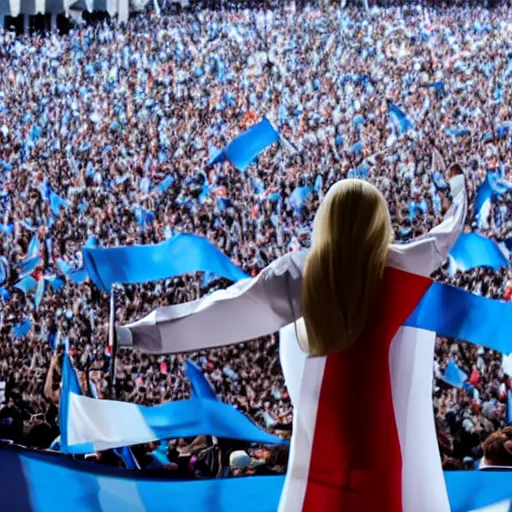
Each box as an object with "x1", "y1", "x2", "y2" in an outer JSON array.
[{"x1": 302, "y1": 267, "x2": 432, "y2": 512}]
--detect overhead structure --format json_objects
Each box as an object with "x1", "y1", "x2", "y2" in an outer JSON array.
[{"x1": 0, "y1": 0, "x2": 147, "y2": 26}]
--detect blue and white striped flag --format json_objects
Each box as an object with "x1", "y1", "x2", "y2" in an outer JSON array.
[{"x1": 59, "y1": 358, "x2": 283, "y2": 455}]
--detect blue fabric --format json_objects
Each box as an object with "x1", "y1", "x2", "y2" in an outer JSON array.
[
  {"x1": 18, "y1": 256, "x2": 42, "y2": 277},
  {"x1": 0, "y1": 446, "x2": 284, "y2": 512},
  {"x1": 508, "y1": 390, "x2": 512, "y2": 424},
  {"x1": 157, "y1": 176, "x2": 174, "y2": 194},
  {"x1": 34, "y1": 278, "x2": 45, "y2": 309},
  {"x1": 83, "y1": 233, "x2": 248, "y2": 293},
  {"x1": 445, "y1": 128, "x2": 471, "y2": 138},
  {"x1": 27, "y1": 235, "x2": 39, "y2": 259},
  {"x1": 49, "y1": 191, "x2": 68, "y2": 216},
  {"x1": 445, "y1": 471, "x2": 512, "y2": 512},
  {"x1": 186, "y1": 360, "x2": 216, "y2": 400},
  {"x1": 475, "y1": 171, "x2": 512, "y2": 220},
  {"x1": 290, "y1": 186, "x2": 313, "y2": 212},
  {"x1": 56, "y1": 259, "x2": 89, "y2": 285},
  {"x1": 14, "y1": 276, "x2": 38, "y2": 294},
  {"x1": 427, "y1": 81, "x2": 445, "y2": 92},
  {"x1": 449, "y1": 233, "x2": 509, "y2": 271},
  {"x1": 405, "y1": 281, "x2": 512, "y2": 354},
  {"x1": 0, "y1": 257, "x2": 6, "y2": 284},
  {"x1": 208, "y1": 146, "x2": 226, "y2": 166},
  {"x1": 387, "y1": 100, "x2": 413, "y2": 134},
  {"x1": 223, "y1": 119, "x2": 279, "y2": 171},
  {"x1": 1, "y1": 446, "x2": 512, "y2": 512},
  {"x1": 59, "y1": 353, "x2": 86, "y2": 454},
  {"x1": 138, "y1": 398, "x2": 284, "y2": 450},
  {"x1": 113, "y1": 447, "x2": 139, "y2": 470},
  {"x1": 64, "y1": 395, "x2": 284, "y2": 455},
  {"x1": 442, "y1": 359, "x2": 468, "y2": 389},
  {"x1": 12, "y1": 320, "x2": 32, "y2": 338}
]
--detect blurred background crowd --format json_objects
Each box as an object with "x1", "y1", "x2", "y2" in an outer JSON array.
[{"x1": 0, "y1": 1, "x2": 511, "y2": 473}]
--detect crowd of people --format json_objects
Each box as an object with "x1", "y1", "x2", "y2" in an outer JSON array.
[{"x1": 0, "y1": 2, "x2": 511, "y2": 471}]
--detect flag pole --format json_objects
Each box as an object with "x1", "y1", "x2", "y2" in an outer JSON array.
[{"x1": 108, "y1": 286, "x2": 118, "y2": 400}]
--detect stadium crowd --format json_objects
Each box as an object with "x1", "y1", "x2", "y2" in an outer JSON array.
[{"x1": 0, "y1": 2, "x2": 511, "y2": 471}]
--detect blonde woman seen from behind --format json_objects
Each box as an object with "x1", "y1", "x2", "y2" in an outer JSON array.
[
  {"x1": 301, "y1": 179, "x2": 392, "y2": 356},
  {"x1": 119, "y1": 166, "x2": 466, "y2": 512}
]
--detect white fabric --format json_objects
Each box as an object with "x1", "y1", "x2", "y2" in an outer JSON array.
[
  {"x1": 34, "y1": 0, "x2": 45, "y2": 13},
  {"x1": 278, "y1": 347, "x2": 326, "y2": 512},
  {"x1": 118, "y1": 0, "x2": 128, "y2": 22},
  {"x1": 389, "y1": 327, "x2": 450, "y2": 512},
  {"x1": 67, "y1": 393, "x2": 157, "y2": 451},
  {"x1": 9, "y1": 0, "x2": 20, "y2": 17}
]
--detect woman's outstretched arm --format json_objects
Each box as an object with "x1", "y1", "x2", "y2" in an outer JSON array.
[
  {"x1": 388, "y1": 173, "x2": 467, "y2": 278},
  {"x1": 117, "y1": 251, "x2": 306, "y2": 354}
]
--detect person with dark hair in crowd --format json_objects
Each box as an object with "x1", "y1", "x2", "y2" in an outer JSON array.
[{"x1": 479, "y1": 427, "x2": 512, "y2": 470}]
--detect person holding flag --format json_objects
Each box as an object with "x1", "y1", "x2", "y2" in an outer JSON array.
[{"x1": 118, "y1": 165, "x2": 467, "y2": 512}]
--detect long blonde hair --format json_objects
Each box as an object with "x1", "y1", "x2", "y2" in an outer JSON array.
[{"x1": 301, "y1": 179, "x2": 392, "y2": 357}]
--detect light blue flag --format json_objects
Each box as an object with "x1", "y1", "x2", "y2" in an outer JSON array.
[
  {"x1": 83, "y1": 233, "x2": 249, "y2": 293},
  {"x1": 18, "y1": 256, "x2": 42, "y2": 278},
  {"x1": 27, "y1": 235, "x2": 39, "y2": 260},
  {"x1": 19, "y1": 236, "x2": 42, "y2": 277},
  {"x1": 60, "y1": 386, "x2": 284, "y2": 455},
  {"x1": 34, "y1": 278, "x2": 45, "y2": 309},
  {"x1": 349, "y1": 141, "x2": 363, "y2": 154},
  {"x1": 12, "y1": 319, "x2": 32, "y2": 338},
  {"x1": 50, "y1": 191, "x2": 68, "y2": 216},
  {"x1": 185, "y1": 360, "x2": 216, "y2": 400},
  {"x1": 84, "y1": 236, "x2": 98, "y2": 249},
  {"x1": 475, "y1": 171, "x2": 512, "y2": 224},
  {"x1": 0, "y1": 257, "x2": 7, "y2": 284},
  {"x1": 113, "y1": 446, "x2": 139, "y2": 470},
  {"x1": 157, "y1": 176, "x2": 175, "y2": 194},
  {"x1": 0, "y1": 287, "x2": 9, "y2": 301},
  {"x1": 134, "y1": 205, "x2": 155, "y2": 229},
  {"x1": 314, "y1": 175, "x2": 323, "y2": 194},
  {"x1": 14, "y1": 276, "x2": 38, "y2": 294},
  {"x1": 290, "y1": 186, "x2": 313, "y2": 212},
  {"x1": 56, "y1": 259, "x2": 88, "y2": 285},
  {"x1": 442, "y1": 359, "x2": 468, "y2": 389},
  {"x1": 208, "y1": 144, "x2": 226, "y2": 166},
  {"x1": 44, "y1": 276, "x2": 64, "y2": 292},
  {"x1": 387, "y1": 100, "x2": 413, "y2": 135},
  {"x1": 449, "y1": 233, "x2": 509, "y2": 272},
  {"x1": 59, "y1": 353, "x2": 84, "y2": 454},
  {"x1": 445, "y1": 128, "x2": 471, "y2": 138},
  {"x1": 2, "y1": 446, "x2": 512, "y2": 512},
  {"x1": 404, "y1": 281, "x2": 512, "y2": 354},
  {"x1": 222, "y1": 119, "x2": 279, "y2": 171}
]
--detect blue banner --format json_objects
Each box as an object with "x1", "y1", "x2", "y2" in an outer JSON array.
[
  {"x1": 223, "y1": 119, "x2": 279, "y2": 171},
  {"x1": 442, "y1": 359, "x2": 468, "y2": 389},
  {"x1": 56, "y1": 259, "x2": 89, "y2": 285},
  {"x1": 405, "y1": 281, "x2": 512, "y2": 354},
  {"x1": 449, "y1": 233, "x2": 509, "y2": 272},
  {"x1": 387, "y1": 100, "x2": 413, "y2": 135},
  {"x1": 0, "y1": 445, "x2": 511, "y2": 512},
  {"x1": 186, "y1": 360, "x2": 216, "y2": 400},
  {"x1": 83, "y1": 234, "x2": 248, "y2": 293},
  {"x1": 60, "y1": 355, "x2": 281, "y2": 454}
]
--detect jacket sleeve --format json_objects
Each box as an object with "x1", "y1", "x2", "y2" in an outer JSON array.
[
  {"x1": 388, "y1": 174, "x2": 467, "y2": 278},
  {"x1": 117, "y1": 251, "x2": 307, "y2": 354}
]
